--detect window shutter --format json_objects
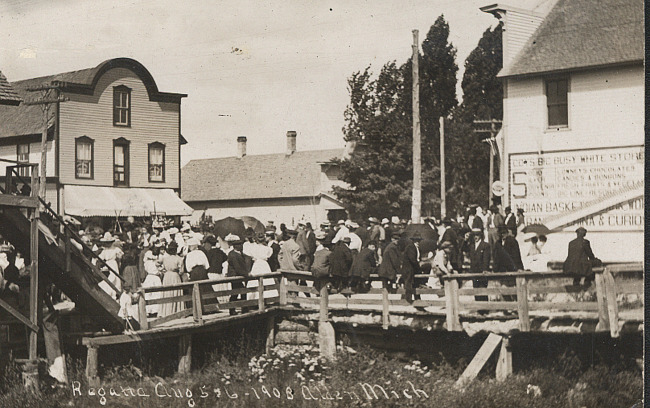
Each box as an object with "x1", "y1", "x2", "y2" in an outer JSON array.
[{"x1": 113, "y1": 90, "x2": 119, "y2": 124}]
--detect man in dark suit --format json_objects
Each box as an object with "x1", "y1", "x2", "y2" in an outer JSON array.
[
  {"x1": 204, "y1": 235, "x2": 227, "y2": 275},
  {"x1": 468, "y1": 228, "x2": 491, "y2": 302},
  {"x1": 563, "y1": 227, "x2": 597, "y2": 286},
  {"x1": 399, "y1": 236, "x2": 420, "y2": 303},
  {"x1": 378, "y1": 232, "x2": 401, "y2": 292},
  {"x1": 496, "y1": 227, "x2": 523, "y2": 302},
  {"x1": 226, "y1": 235, "x2": 251, "y2": 314},
  {"x1": 329, "y1": 237, "x2": 353, "y2": 292},
  {"x1": 504, "y1": 206, "x2": 517, "y2": 236},
  {"x1": 265, "y1": 230, "x2": 281, "y2": 272}
]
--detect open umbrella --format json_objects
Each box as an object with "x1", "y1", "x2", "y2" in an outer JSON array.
[
  {"x1": 241, "y1": 216, "x2": 265, "y2": 235},
  {"x1": 213, "y1": 216, "x2": 266, "y2": 239},
  {"x1": 522, "y1": 223, "x2": 551, "y2": 235},
  {"x1": 402, "y1": 223, "x2": 437, "y2": 241},
  {"x1": 213, "y1": 217, "x2": 246, "y2": 239}
]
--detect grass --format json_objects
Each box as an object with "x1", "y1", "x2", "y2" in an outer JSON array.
[{"x1": 0, "y1": 340, "x2": 642, "y2": 408}]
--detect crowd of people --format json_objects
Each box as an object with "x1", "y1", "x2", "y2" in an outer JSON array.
[{"x1": 0, "y1": 202, "x2": 599, "y2": 330}]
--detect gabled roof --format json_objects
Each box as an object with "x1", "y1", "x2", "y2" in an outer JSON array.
[
  {"x1": 499, "y1": 0, "x2": 643, "y2": 78},
  {"x1": 0, "y1": 71, "x2": 21, "y2": 106},
  {"x1": 0, "y1": 58, "x2": 186, "y2": 140},
  {"x1": 181, "y1": 149, "x2": 345, "y2": 202}
]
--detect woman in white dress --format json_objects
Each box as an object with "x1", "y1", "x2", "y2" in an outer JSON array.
[
  {"x1": 142, "y1": 260, "x2": 162, "y2": 316},
  {"x1": 244, "y1": 234, "x2": 276, "y2": 301},
  {"x1": 98, "y1": 232, "x2": 123, "y2": 299}
]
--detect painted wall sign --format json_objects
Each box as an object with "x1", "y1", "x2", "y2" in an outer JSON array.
[{"x1": 509, "y1": 146, "x2": 643, "y2": 230}]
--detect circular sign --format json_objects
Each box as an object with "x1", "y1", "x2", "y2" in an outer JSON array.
[{"x1": 491, "y1": 181, "x2": 505, "y2": 196}]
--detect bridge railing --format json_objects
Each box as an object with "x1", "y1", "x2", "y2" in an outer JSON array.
[
  {"x1": 134, "y1": 264, "x2": 641, "y2": 338},
  {"x1": 138, "y1": 272, "x2": 282, "y2": 329},
  {"x1": 277, "y1": 264, "x2": 642, "y2": 338}
]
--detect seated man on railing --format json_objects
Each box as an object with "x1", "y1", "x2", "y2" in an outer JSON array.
[
  {"x1": 378, "y1": 231, "x2": 401, "y2": 293},
  {"x1": 429, "y1": 241, "x2": 456, "y2": 288},
  {"x1": 563, "y1": 227, "x2": 600, "y2": 287}
]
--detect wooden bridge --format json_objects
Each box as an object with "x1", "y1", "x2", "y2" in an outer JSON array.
[{"x1": 76, "y1": 263, "x2": 642, "y2": 386}]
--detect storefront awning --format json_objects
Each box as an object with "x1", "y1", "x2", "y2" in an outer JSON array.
[{"x1": 64, "y1": 185, "x2": 193, "y2": 217}]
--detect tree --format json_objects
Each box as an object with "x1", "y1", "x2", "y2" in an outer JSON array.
[
  {"x1": 334, "y1": 16, "x2": 458, "y2": 220},
  {"x1": 444, "y1": 23, "x2": 503, "y2": 212}
]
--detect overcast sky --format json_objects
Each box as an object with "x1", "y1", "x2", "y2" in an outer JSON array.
[{"x1": 0, "y1": 0, "x2": 499, "y2": 164}]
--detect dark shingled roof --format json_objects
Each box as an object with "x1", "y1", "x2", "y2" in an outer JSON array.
[
  {"x1": 0, "y1": 76, "x2": 57, "y2": 138},
  {"x1": 0, "y1": 71, "x2": 21, "y2": 106},
  {"x1": 499, "y1": 0, "x2": 643, "y2": 78},
  {"x1": 181, "y1": 149, "x2": 344, "y2": 202}
]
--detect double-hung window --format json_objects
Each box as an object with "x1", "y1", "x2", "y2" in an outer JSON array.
[
  {"x1": 75, "y1": 136, "x2": 94, "y2": 179},
  {"x1": 17, "y1": 143, "x2": 30, "y2": 177},
  {"x1": 148, "y1": 142, "x2": 165, "y2": 182},
  {"x1": 113, "y1": 85, "x2": 131, "y2": 127},
  {"x1": 546, "y1": 78, "x2": 569, "y2": 129}
]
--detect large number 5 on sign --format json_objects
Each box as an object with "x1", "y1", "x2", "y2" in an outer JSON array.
[{"x1": 512, "y1": 172, "x2": 527, "y2": 198}]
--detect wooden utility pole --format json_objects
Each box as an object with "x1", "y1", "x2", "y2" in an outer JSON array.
[
  {"x1": 411, "y1": 29, "x2": 421, "y2": 224},
  {"x1": 439, "y1": 117, "x2": 446, "y2": 219},
  {"x1": 473, "y1": 119, "x2": 502, "y2": 203},
  {"x1": 25, "y1": 85, "x2": 67, "y2": 206}
]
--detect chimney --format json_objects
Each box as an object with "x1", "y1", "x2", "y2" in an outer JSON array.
[
  {"x1": 236, "y1": 136, "x2": 247, "y2": 158},
  {"x1": 286, "y1": 131, "x2": 297, "y2": 155}
]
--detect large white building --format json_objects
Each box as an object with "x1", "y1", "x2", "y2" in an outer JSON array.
[{"x1": 482, "y1": 0, "x2": 643, "y2": 263}]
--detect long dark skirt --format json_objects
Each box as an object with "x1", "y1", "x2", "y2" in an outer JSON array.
[{"x1": 189, "y1": 265, "x2": 218, "y2": 310}]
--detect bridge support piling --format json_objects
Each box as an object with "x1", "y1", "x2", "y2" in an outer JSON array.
[
  {"x1": 495, "y1": 336, "x2": 512, "y2": 381},
  {"x1": 86, "y1": 346, "x2": 100, "y2": 387},
  {"x1": 178, "y1": 335, "x2": 192, "y2": 375},
  {"x1": 594, "y1": 271, "x2": 610, "y2": 331},
  {"x1": 318, "y1": 322, "x2": 336, "y2": 360},
  {"x1": 265, "y1": 316, "x2": 275, "y2": 354}
]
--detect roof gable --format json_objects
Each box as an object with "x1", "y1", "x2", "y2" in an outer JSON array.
[
  {"x1": 181, "y1": 149, "x2": 345, "y2": 202},
  {"x1": 0, "y1": 58, "x2": 186, "y2": 140},
  {"x1": 499, "y1": 0, "x2": 643, "y2": 78}
]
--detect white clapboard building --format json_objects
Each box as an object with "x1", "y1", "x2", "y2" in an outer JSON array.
[{"x1": 482, "y1": 0, "x2": 643, "y2": 263}]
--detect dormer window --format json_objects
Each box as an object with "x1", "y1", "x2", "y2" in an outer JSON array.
[{"x1": 113, "y1": 85, "x2": 131, "y2": 127}]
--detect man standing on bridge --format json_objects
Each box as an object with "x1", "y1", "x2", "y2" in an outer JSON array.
[{"x1": 563, "y1": 227, "x2": 599, "y2": 286}]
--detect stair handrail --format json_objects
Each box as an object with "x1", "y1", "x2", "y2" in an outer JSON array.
[{"x1": 6, "y1": 166, "x2": 126, "y2": 287}]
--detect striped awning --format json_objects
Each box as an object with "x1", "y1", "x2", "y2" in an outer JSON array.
[{"x1": 64, "y1": 185, "x2": 193, "y2": 217}]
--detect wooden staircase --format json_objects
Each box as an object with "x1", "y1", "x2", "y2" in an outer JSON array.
[{"x1": 0, "y1": 207, "x2": 124, "y2": 333}]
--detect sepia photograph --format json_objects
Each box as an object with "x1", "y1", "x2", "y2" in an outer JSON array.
[{"x1": 0, "y1": 0, "x2": 643, "y2": 406}]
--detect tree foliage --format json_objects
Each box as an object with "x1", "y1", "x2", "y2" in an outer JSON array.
[{"x1": 335, "y1": 17, "x2": 503, "y2": 219}]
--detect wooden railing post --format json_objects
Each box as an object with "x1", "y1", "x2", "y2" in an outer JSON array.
[
  {"x1": 258, "y1": 277, "x2": 265, "y2": 311},
  {"x1": 138, "y1": 290, "x2": 149, "y2": 330},
  {"x1": 382, "y1": 286, "x2": 389, "y2": 330},
  {"x1": 444, "y1": 277, "x2": 461, "y2": 331},
  {"x1": 279, "y1": 275, "x2": 287, "y2": 306},
  {"x1": 516, "y1": 276, "x2": 530, "y2": 332},
  {"x1": 594, "y1": 270, "x2": 610, "y2": 332},
  {"x1": 603, "y1": 268, "x2": 619, "y2": 338},
  {"x1": 192, "y1": 283, "x2": 203, "y2": 325},
  {"x1": 319, "y1": 282, "x2": 329, "y2": 323}
]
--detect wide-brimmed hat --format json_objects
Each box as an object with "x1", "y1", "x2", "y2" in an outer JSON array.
[
  {"x1": 471, "y1": 228, "x2": 483, "y2": 236},
  {"x1": 186, "y1": 237, "x2": 200, "y2": 247},
  {"x1": 391, "y1": 216, "x2": 400, "y2": 224},
  {"x1": 368, "y1": 217, "x2": 379, "y2": 224},
  {"x1": 320, "y1": 221, "x2": 331, "y2": 227},
  {"x1": 337, "y1": 219, "x2": 345, "y2": 226},
  {"x1": 575, "y1": 227, "x2": 587, "y2": 234},
  {"x1": 99, "y1": 232, "x2": 115, "y2": 243},
  {"x1": 381, "y1": 218, "x2": 390, "y2": 225},
  {"x1": 344, "y1": 219, "x2": 353, "y2": 227},
  {"x1": 224, "y1": 233, "x2": 241, "y2": 243},
  {"x1": 349, "y1": 221, "x2": 359, "y2": 229},
  {"x1": 167, "y1": 227, "x2": 179, "y2": 235},
  {"x1": 265, "y1": 229, "x2": 276, "y2": 236}
]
